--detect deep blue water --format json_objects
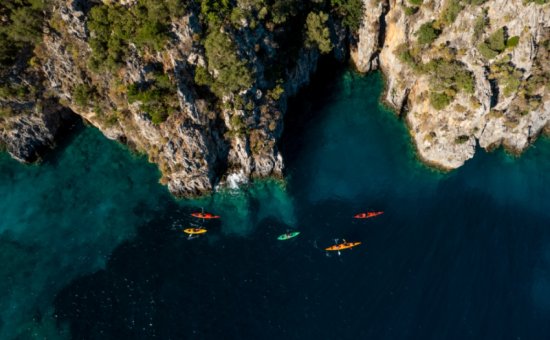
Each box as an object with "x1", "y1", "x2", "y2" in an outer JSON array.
[{"x1": 2, "y1": 70, "x2": 550, "y2": 339}]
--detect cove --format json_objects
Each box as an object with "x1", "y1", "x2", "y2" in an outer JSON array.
[{"x1": 1, "y1": 70, "x2": 550, "y2": 339}]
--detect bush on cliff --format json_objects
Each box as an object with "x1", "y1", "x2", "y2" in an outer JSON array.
[
  {"x1": 0, "y1": 0, "x2": 45, "y2": 67},
  {"x1": 477, "y1": 27, "x2": 507, "y2": 60},
  {"x1": 330, "y1": 0, "x2": 364, "y2": 31},
  {"x1": 87, "y1": 0, "x2": 186, "y2": 70},
  {"x1": 305, "y1": 11, "x2": 333, "y2": 54},
  {"x1": 430, "y1": 91, "x2": 452, "y2": 110},
  {"x1": 72, "y1": 84, "x2": 97, "y2": 107},
  {"x1": 127, "y1": 71, "x2": 179, "y2": 124},
  {"x1": 203, "y1": 28, "x2": 254, "y2": 97},
  {"x1": 421, "y1": 59, "x2": 475, "y2": 109},
  {"x1": 416, "y1": 21, "x2": 440, "y2": 45},
  {"x1": 440, "y1": 0, "x2": 464, "y2": 26}
]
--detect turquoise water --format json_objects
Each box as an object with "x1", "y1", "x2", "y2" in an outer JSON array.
[{"x1": 2, "y1": 70, "x2": 550, "y2": 339}]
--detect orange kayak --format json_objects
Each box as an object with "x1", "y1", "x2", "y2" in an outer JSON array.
[
  {"x1": 354, "y1": 211, "x2": 384, "y2": 219},
  {"x1": 325, "y1": 241, "x2": 362, "y2": 251},
  {"x1": 183, "y1": 228, "x2": 207, "y2": 235},
  {"x1": 191, "y1": 212, "x2": 220, "y2": 219}
]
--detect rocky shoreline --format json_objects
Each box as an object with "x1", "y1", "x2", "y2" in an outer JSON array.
[{"x1": 1, "y1": 0, "x2": 549, "y2": 197}]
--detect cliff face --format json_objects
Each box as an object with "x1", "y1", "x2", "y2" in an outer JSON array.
[
  {"x1": 0, "y1": 0, "x2": 347, "y2": 197},
  {"x1": 3, "y1": 0, "x2": 548, "y2": 197},
  {"x1": 354, "y1": 0, "x2": 550, "y2": 169}
]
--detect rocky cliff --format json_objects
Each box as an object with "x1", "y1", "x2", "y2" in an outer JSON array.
[
  {"x1": 0, "y1": 0, "x2": 348, "y2": 197},
  {"x1": 2, "y1": 0, "x2": 548, "y2": 197},
  {"x1": 353, "y1": 0, "x2": 550, "y2": 169}
]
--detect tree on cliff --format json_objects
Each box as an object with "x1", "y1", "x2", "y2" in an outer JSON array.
[{"x1": 305, "y1": 11, "x2": 333, "y2": 54}]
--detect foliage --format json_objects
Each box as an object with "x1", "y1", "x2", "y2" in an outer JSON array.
[
  {"x1": 127, "y1": 70, "x2": 179, "y2": 124},
  {"x1": 486, "y1": 28, "x2": 506, "y2": 52},
  {"x1": 420, "y1": 58, "x2": 475, "y2": 109},
  {"x1": 489, "y1": 57, "x2": 523, "y2": 97},
  {"x1": 430, "y1": 92, "x2": 452, "y2": 110},
  {"x1": 200, "y1": 0, "x2": 232, "y2": 26},
  {"x1": 408, "y1": 0, "x2": 423, "y2": 5},
  {"x1": 472, "y1": 11, "x2": 487, "y2": 42},
  {"x1": 506, "y1": 36, "x2": 520, "y2": 49},
  {"x1": 0, "y1": 0, "x2": 45, "y2": 67},
  {"x1": 305, "y1": 11, "x2": 333, "y2": 54},
  {"x1": 403, "y1": 6, "x2": 419, "y2": 16},
  {"x1": 416, "y1": 21, "x2": 440, "y2": 45},
  {"x1": 477, "y1": 42, "x2": 499, "y2": 59},
  {"x1": 422, "y1": 59, "x2": 475, "y2": 94},
  {"x1": 87, "y1": 0, "x2": 187, "y2": 70},
  {"x1": 440, "y1": 0, "x2": 464, "y2": 26},
  {"x1": 267, "y1": 84, "x2": 285, "y2": 100},
  {"x1": 72, "y1": 84, "x2": 96, "y2": 107},
  {"x1": 203, "y1": 28, "x2": 254, "y2": 97},
  {"x1": 0, "y1": 83, "x2": 30, "y2": 100},
  {"x1": 330, "y1": 0, "x2": 364, "y2": 31},
  {"x1": 477, "y1": 27, "x2": 506, "y2": 60},
  {"x1": 194, "y1": 65, "x2": 214, "y2": 87}
]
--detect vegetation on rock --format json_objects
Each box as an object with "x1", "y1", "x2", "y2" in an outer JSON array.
[
  {"x1": 0, "y1": 0, "x2": 45, "y2": 67},
  {"x1": 87, "y1": 0, "x2": 187, "y2": 70},
  {"x1": 416, "y1": 21, "x2": 440, "y2": 45},
  {"x1": 127, "y1": 69, "x2": 179, "y2": 124},
  {"x1": 305, "y1": 11, "x2": 333, "y2": 54}
]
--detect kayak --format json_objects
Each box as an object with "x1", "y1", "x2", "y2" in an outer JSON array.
[
  {"x1": 191, "y1": 212, "x2": 220, "y2": 219},
  {"x1": 183, "y1": 228, "x2": 208, "y2": 235},
  {"x1": 354, "y1": 211, "x2": 384, "y2": 219},
  {"x1": 277, "y1": 231, "x2": 300, "y2": 240},
  {"x1": 325, "y1": 241, "x2": 361, "y2": 251}
]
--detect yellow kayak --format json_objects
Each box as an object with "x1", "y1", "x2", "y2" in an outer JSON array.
[
  {"x1": 183, "y1": 228, "x2": 207, "y2": 235},
  {"x1": 325, "y1": 241, "x2": 361, "y2": 251}
]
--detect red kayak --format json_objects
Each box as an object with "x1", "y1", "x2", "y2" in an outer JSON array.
[
  {"x1": 354, "y1": 211, "x2": 384, "y2": 219},
  {"x1": 191, "y1": 212, "x2": 220, "y2": 219}
]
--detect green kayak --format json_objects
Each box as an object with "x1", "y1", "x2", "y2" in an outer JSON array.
[{"x1": 277, "y1": 231, "x2": 300, "y2": 240}]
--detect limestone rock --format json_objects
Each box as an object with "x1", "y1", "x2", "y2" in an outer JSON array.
[{"x1": 354, "y1": 0, "x2": 550, "y2": 169}]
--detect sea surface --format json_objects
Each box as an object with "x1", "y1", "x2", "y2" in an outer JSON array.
[{"x1": 1, "y1": 70, "x2": 550, "y2": 339}]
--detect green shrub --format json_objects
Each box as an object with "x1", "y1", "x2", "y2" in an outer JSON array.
[
  {"x1": 87, "y1": 0, "x2": 186, "y2": 70},
  {"x1": 416, "y1": 21, "x2": 440, "y2": 45},
  {"x1": 0, "y1": 0, "x2": 45, "y2": 67},
  {"x1": 420, "y1": 59, "x2": 475, "y2": 109},
  {"x1": 72, "y1": 84, "x2": 96, "y2": 107},
  {"x1": 194, "y1": 66, "x2": 214, "y2": 87},
  {"x1": 408, "y1": 0, "x2": 423, "y2": 5},
  {"x1": 477, "y1": 42, "x2": 499, "y2": 59},
  {"x1": 305, "y1": 11, "x2": 333, "y2": 54},
  {"x1": 0, "y1": 83, "x2": 30, "y2": 100},
  {"x1": 127, "y1": 70, "x2": 178, "y2": 124},
  {"x1": 486, "y1": 28, "x2": 506, "y2": 52},
  {"x1": 267, "y1": 84, "x2": 285, "y2": 100},
  {"x1": 440, "y1": 0, "x2": 464, "y2": 26},
  {"x1": 403, "y1": 6, "x2": 419, "y2": 15},
  {"x1": 472, "y1": 12, "x2": 487, "y2": 41},
  {"x1": 430, "y1": 92, "x2": 452, "y2": 110},
  {"x1": 330, "y1": 0, "x2": 365, "y2": 31},
  {"x1": 506, "y1": 36, "x2": 520, "y2": 48},
  {"x1": 203, "y1": 28, "x2": 254, "y2": 97}
]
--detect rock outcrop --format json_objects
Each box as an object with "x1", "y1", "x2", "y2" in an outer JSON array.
[
  {"x1": 3, "y1": 0, "x2": 547, "y2": 197},
  {"x1": 354, "y1": 0, "x2": 550, "y2": 169},
  {"x1": 0, "y1": 0, "x2": 345, "y2": 197}
]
